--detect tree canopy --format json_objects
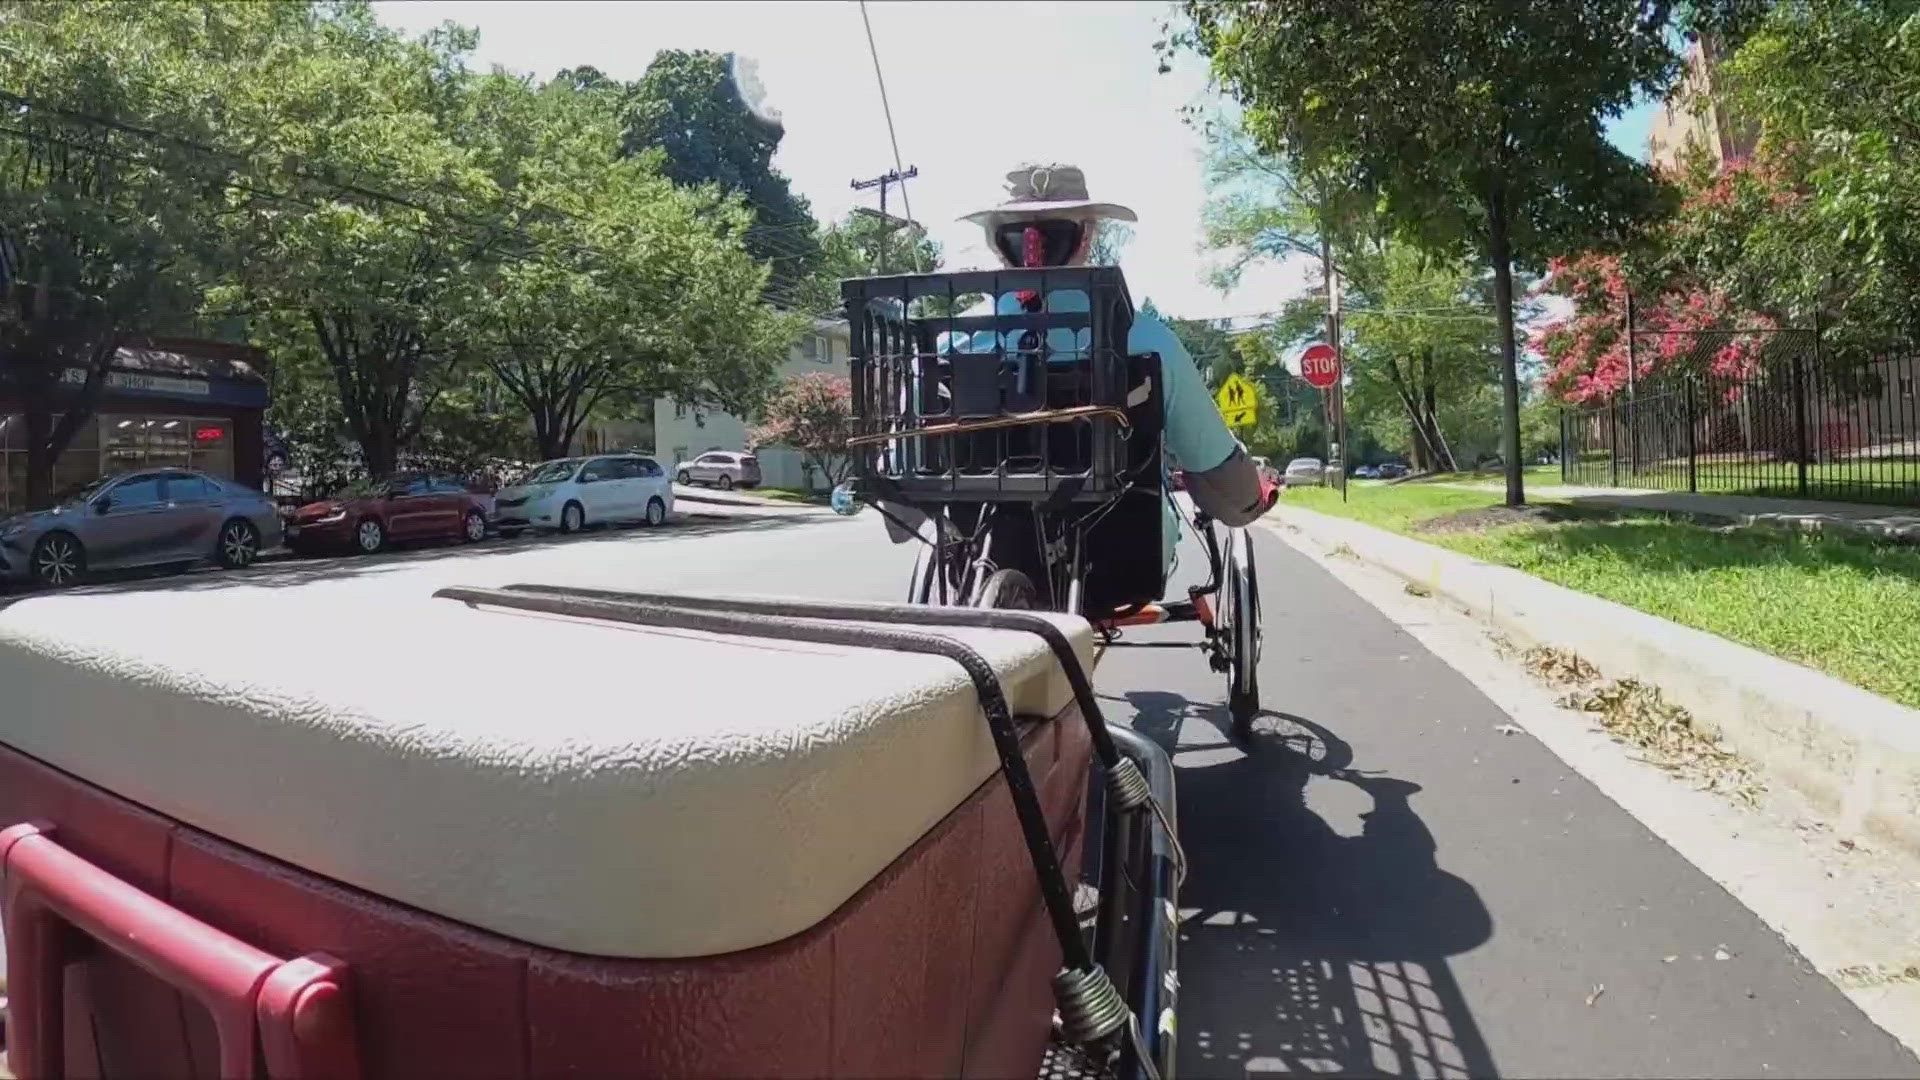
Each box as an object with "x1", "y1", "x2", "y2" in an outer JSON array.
[
  {"x1": 1172, "y1": 0, "x2": 1691, "y2": 502},
  {"x1": 559, "y1": 50, "x2": 824, "y2": 304}
]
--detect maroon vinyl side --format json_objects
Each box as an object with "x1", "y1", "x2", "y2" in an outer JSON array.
[{"x1": 0, "y1": 708, "x2": 1092, "y2": 1079}]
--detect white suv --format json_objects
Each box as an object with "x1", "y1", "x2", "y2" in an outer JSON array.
[
  {"x1": 674, "y1": 451, "x2": 762, "y2": 491},
  {"x1": 493, "y1": 454, "x2": 674, "y2": 536}
]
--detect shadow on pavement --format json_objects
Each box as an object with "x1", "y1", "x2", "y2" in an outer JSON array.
[
  {"x1": 0, "y1": 512, "x2": 836, "y2": 609},
  {"x1": 1124, "y1": 690, "x2": 1499, "y2": 1079}
]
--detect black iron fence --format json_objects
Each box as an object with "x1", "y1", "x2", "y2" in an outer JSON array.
[{"x1": 1560, "y1": 327, "x2": 1920, "y2": 507}]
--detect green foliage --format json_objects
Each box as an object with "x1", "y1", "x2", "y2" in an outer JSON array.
[
  {"x1": 803, "y1": 209, "x2": 981, "y2": 318},
  {"x1": 561, "y1": 52, "x2": 823, "y2": 303},
  {"x1": 748, "y1": 371, "x2": 854, "y2": 486},
  {"x1": 1173, "y1": 0, "x2": 1692, "y2": 502},
  {"x1": 0, "y1": 0, "x2": 277, "y2": 505},
  {"x1": 1667, "y1": 2, "x2": 1920, "y2": 357}
]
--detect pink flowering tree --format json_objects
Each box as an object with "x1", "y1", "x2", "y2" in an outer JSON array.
[
  {"x1": 1531, "y1": 252, "x2": 1778, "y2": 406},
  {"x1": 749, "y1": 372, "x2": 856, "y2": 490}
]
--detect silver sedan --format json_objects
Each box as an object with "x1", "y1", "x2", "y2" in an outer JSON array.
[{"x1": 0, "y1": 468, "x2": 282, "y2": 588}]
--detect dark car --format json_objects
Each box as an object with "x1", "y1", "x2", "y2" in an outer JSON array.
[
  {"x1": 1376, "y1": 462, "x2": 1411, "y2": 479},
  {"x1": 0, "y1": 469, "x2": 282, "y2": 588},
  {"x1": 286, "y1": 473, "x2": 491, "y2": 556}
]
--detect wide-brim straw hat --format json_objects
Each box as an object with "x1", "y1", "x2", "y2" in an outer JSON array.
[{"x1": 959, "y1": 163, "x2": 1138, "y2": 225}]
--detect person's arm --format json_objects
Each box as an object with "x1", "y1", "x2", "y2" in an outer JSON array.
[{"x1": 1136, "y1": 316, "x2": 1270, "y2": 526}]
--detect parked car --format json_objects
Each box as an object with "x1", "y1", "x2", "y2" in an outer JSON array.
[
  {"x1": 1376, "y1": 462, "x2": 1410, "y2": 479},
  {"x1": 1354, "y1": 464, "x2": 1381, "y2": 479},
  {"x1": 674, "y1": 451, "x2": 761, "y2": 491},
  {"x1": 1283, "y1": 457, "x2": 1326, "y2": 487},
  {"x1": 494, "y1": 454, "x2": 673, "y2": 537},
  {"x1": 0, "y1": 468, "x2": 281, "y2": 589},
  {"x1": 286, "y1": 473, "x2": 492, "y2": 556}
]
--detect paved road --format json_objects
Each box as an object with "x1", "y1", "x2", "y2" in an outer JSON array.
[
  {"x1": 674, "y1": 508, "x2": 1918, "y2": 1078},
  {"x1": 7, "y1": 503, "x2": 1916, "y2": 1077}
]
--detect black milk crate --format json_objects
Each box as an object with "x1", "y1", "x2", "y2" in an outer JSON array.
[{"x1": 842, "y1": 266, "x2": 1136, "y2": 503}]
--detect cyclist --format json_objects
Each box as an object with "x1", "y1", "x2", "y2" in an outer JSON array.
[{"x1": 954, "y1": 163, "x2": 1272, "y2": 582}]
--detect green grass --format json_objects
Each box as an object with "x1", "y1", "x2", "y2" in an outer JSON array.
[
  {"x1": 751, "y1": 487, "x2": 829, "y2": 505},
  {"x1": 1287, "y1": 483, "x2": 1920, "y2": 708}
]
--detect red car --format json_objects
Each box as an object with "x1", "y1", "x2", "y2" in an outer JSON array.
[{"x1": 286, "y1": 474, "x2": 493, "y2": 556}]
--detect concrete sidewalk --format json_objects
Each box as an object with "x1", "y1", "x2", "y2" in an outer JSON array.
[{"x1": 1439, "y1": 481, "x2": 1920, "y2": 543}]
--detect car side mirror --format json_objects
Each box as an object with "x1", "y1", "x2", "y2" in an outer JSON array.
[{"x1": 93, "y1": 497, "x2": 112, "y2": 515}]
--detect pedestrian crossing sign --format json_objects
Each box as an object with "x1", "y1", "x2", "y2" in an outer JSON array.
[{"x1": 1216, "y1": 372, "x2": 1258, "y2": 428}]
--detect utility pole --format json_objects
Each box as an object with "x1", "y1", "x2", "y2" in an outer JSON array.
[
  {"x1": 1322, "y1": 234, "x2": 1348, "y2": 500},
  {"x1": 851, "y1": 166, "x2": 918, "y2": 275}
]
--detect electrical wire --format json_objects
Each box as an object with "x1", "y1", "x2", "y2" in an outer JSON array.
[{"x1": 856, "y1": 0, "x2": 927, "y2": 273}]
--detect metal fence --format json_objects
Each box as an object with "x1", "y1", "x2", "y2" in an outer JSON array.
[{"x1": 1560, "y1": 327, "x2": 1920, "y2": 507}]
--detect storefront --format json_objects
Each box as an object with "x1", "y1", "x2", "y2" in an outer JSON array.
[{"x1": 0, "y1": 338, "x2": 268, "y2": 511}]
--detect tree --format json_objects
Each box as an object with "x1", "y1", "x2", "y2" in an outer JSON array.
[
  {"x1": 1174, "y1": 1, "x2": 1685, "y2": 504},
  {"x1": 467, "y1": 76, "x2": 797, "y2": 460},
  {"x1": 749, "y1": 372, "x2": 854, "y2": 489},
  {"x1": 1663, "y1": 2, "x2": 1920, "y2": 360},
  {"x1": 800, "y1": 210, "x2": 982, "y2": 318},
  {"x1": 0, "y1": 1, "x2": 271, "y2": 506},
  {"x1": 208, "y1": 10, "x2": 500, "y2": 479},
  {"x1": 561, "y1": 52, "x2": 823, "y2": 304},
  {"x1": 1196, "y1": 121, "x2": 1503, "y2": 473}
]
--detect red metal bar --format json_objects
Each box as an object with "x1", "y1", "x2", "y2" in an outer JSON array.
[{"x1": 1, "y1": 822, "x2": 359, "y2": 1079}]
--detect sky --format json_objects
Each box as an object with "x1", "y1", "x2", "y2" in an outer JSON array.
[{"x1": 374, "y1": 0, "x2": 1656, "y2": 327}]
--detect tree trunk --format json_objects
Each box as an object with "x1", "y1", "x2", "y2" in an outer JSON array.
[{"x1": 1485, "y1": 185, "x2": 1525, "y2": 507}]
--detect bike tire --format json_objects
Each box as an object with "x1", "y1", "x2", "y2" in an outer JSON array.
[
  {"x1": 972, "y1": 567, "x2": 1040, "y2": 611},
  {"x1": 1224, "y1": 528, "x2": 1262, "y2": 740}
]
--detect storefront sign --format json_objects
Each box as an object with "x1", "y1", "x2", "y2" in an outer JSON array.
[{"x1": 61, "y1": 368, "x2": 213, "y2": 398}]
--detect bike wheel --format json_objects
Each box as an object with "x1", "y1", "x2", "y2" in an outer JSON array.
[
  {"x1": 972, "y1": 567, "x2": 1039, "y2": 610},
  {"x1": 1223, "y1": 528, "x2": 1262, "y2": 740}
]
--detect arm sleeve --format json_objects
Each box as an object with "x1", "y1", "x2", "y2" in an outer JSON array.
[{"x1": 1132, "y1": 315, "x2": 1271, "y2": 525}]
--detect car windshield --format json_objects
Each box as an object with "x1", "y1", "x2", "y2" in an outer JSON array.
[
  {"x1": 519, "y1": 460, "x2": 580, "y2": 485},
  {"x1": 1288, "y1": 459, "x2": 1321, "y2": 469}
]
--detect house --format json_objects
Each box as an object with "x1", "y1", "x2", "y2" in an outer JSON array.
[{"x1": 652, "y1": 318, "x2": 852, "y2": 491}]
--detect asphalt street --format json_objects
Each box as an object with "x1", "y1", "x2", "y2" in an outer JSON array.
[{"x1": 6, "y1": 502, "x2": 1917, "y2": 1078}]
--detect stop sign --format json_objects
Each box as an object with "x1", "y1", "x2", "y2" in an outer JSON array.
[{"x1": 1300, "y1": 343, "x2": 1341, "y2": 390}]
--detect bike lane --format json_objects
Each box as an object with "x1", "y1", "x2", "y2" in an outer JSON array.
[{"x1": 1103, "y1": 523, "x2": 1919, "y2": 1078}]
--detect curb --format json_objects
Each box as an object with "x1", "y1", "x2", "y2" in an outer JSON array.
[
  {"x1": 670, "y1": 488, "x2": 822, "y2": 510},
  {"x1": 1267, "y1": 503, "x2": 1920, "y2": 858}
]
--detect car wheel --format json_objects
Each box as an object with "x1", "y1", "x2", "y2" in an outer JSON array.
[
  {"x1": 676, "y1": 470, "x2": 691, "y2": 485},
  {"x1": 29, "y1": 532, "x2": 84, "y2": 588},
  {"x1": 217, "y1": 518, "x2": 260, "y2": 569},
  {"x1": 718, "y1": 474, "x2": 734, "y2": 491},
  {"x1": 355, "y1": 517, "x2": 385, "y2": 555},
  {"x1": 462, "y1": 509, "x2": 486, "y2": 543},
  {"x1": 645, "y1": 497, "x2": 667, "y2": 526},
  {"x1": 560, "y1": 501, "x2": 584, "y2": 534}
]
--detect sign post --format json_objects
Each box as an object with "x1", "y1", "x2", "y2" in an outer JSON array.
[{"x1": 1300, "y1": 342, "x2": 1346, "y2": 500}]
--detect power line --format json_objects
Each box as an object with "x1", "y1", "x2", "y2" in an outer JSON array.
[{"x1": 856, "y1": 0, "x2": 925, "y2": 273}]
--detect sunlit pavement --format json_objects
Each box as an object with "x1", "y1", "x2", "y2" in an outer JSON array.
[{"x1": 4, "y1": 501, "x2": 1916, "y2": 1077}]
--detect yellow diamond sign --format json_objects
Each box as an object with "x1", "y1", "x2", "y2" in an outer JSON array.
[{"x1": 1216, "y1": 372, "x2": 1258, "y2": 428}]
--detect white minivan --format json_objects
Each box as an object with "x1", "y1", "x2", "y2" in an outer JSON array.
[{"x1": 493, "y1": 454, "x2": 674, "y2": 536}]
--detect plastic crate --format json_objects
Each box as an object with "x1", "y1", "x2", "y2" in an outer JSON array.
[{"x1": 842, "y1": 267, "x2": 1135, "y2": 503}]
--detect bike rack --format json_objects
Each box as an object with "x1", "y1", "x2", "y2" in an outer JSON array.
[{"x1": 0, "y1": 822, "x2": 361, "y2": 1079}]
